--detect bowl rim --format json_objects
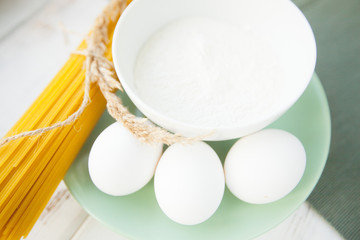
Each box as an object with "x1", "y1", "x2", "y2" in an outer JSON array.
[{"x1": 112, "y1": 0, "x2": 317, "y2": 136}]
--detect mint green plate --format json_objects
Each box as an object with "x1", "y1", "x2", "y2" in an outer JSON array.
[{"x1": 64, "y1": 74, "x2": 331, "y2": 240}]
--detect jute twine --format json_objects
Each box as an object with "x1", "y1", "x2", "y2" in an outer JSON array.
[{"x1": 0, "y1": 0, "x2": 205, "y2": 148}]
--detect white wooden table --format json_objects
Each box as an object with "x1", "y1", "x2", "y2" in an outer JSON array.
[{"x1": 0, "y1": 0, "x2": 344, "y2": 239}]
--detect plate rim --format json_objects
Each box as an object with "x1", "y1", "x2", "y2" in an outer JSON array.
[{"x1": 64, "y1": 73, "x2": 331, "y2": 240}]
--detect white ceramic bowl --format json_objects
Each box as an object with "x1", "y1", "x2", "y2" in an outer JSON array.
[{"x1": 112, "y1": 0, "x2": 316, "y2": 140}]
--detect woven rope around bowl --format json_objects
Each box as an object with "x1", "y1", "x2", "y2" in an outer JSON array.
[{"x1": 0, "y1": 0, "x2": 205, "y2": 147}]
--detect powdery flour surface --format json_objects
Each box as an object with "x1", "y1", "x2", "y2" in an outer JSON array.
[{"x1": 134, "y1": 16, "x2": 283, "y2": 128}]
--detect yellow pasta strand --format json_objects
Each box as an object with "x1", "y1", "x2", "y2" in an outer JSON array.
[
  {"x1": 0, "y1": 48, "x2": 86, "y2": 164},
  {"x1": 4, "y1": 88, "x2": 105, "y2": 239},
  {"x1": 5, "y1": 88, "x2": 105, "y2": 239},
  {"x1": 0, "y1": 38, "x2": 113, "y2": 230},
  {"x1": 0, "y1": 68, "x2": 86, "y2": 186},
  {"x1": 0, "y1": 0, "x2": 127, "y2": 238},
  {"x1": 0, "y1": 72, "x2": 87, "y2": 227}
]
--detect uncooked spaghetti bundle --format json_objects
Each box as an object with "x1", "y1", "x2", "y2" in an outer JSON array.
[{"x1": 0, "y1": 0, "x2": 127, "y2": 238}]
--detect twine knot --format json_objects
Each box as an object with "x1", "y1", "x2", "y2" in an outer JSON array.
[{"x1": 0, "y1": 0, "x2": 207, "y2": 148}]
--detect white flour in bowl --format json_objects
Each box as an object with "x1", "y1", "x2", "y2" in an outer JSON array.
[{"x1": 134, "y1": 16, "x2": 283, "y2": 128}]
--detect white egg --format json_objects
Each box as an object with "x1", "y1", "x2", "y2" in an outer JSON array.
[
  {"x1": 88, "y1": 122, "x2": 163, "y2": 196},
  {"x1": 224, "y1": 129, "x2": 306, "y2": 204},
  {"x1": 154, "y1": 142, "x2": 225, "y2": 225}
]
